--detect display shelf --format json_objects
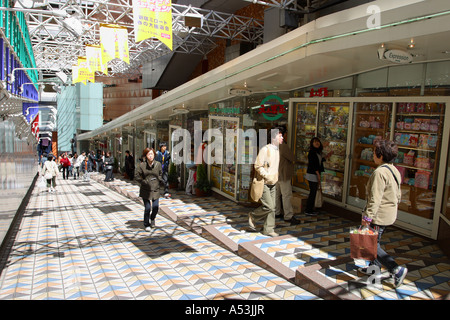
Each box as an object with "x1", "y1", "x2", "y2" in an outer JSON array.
[
  {"x1": 392, "y1": 102, "x2": 445, "y2": 219},
  {"x1": 317, "y1": 102, "x2": 349, "y2": 201},
  {"x1": 348, "y1": 102, "x2": 392, "y2": 202}
]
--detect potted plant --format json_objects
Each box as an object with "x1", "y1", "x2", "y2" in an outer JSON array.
[
  {"x1": 168, "y1": 162, "x2": 179, "y2": 189},
  {"x1": 194, "y1": 163, "x2": 212, "y2": 196}
]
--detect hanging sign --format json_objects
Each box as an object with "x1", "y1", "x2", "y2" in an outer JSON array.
[
  {"x1": 75, "y1": 57, "x2": 95, "y2": 85},
  {"x1": 100, "y1": 24, "x2": 130, "y2": 64},
  {"x1": 384, "y1": 49, "x2": 413, "y2": 64},
  {"x1": 31, "y1": 112, "x2": 39, "y2": 140},
  {"x1": 258, "y1": 95, "x2": 286, "y2": 121},
  {"x1": 86, "y1": 45, "x2": 108, "y2": 75},
  {"x1": 133, "y1": 0, "x2": 173, "y2": 50}
]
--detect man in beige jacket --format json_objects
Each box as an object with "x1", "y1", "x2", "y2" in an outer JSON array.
[
  {"x1": 248, "y1": 127, "x2": 284, "y2": 237},
  {"x1": 275, "y1": 126, "x2": 299, "y2": 224}
]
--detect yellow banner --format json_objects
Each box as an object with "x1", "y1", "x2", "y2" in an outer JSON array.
[
  {"x1": 75, "y1": 57, "x2": 95, "y2": 85},
  {"x1": 86, "y1": 45, "x2": 108, "y2": 75},
  {"x1": 100, "y1": 24, "x2": 130, "y2": 64},
  {"x1": 133, "y1": 0, "x2": 173, "y2": 50}
]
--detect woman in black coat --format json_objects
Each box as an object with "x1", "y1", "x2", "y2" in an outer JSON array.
[
  {"x1": 104, "y1": 151, "x2": 114, "y2": 182},
  {"x1": 135, "y1": 148, "x2": 163, "y2": 231},
  {"x1": 305, "y1": 137, "x2": 325, "y2": 215}
]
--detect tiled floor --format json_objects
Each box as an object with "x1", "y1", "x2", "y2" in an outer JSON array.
[
  {"x1": 0, "y1": 175, "x2": 318, "y2": 300},
  {"x1": 1, "y1": 172, "x2": 449, "y2": 300}
]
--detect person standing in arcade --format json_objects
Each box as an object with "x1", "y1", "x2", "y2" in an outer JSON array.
[{"x1": 155, "y1": 142, "x2": 171, "y2": 198}]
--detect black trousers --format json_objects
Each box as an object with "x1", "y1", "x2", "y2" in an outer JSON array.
[
  {"x1": 104, "y1": 169, "x2": 114, "y2": 181},
  {"x1": 306, "y1": 180, "x2": 319, "y2": 212}
]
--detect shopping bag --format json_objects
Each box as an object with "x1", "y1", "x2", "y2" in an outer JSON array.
[
  {"x1": 250, "y1": 175, "x2": 264, "y2": 202},
  {"x1": 37, "y1": 176, "x2": 46, "y2": 189},
  {"x1": 314, "y1": 189, "x2": 323, "y2": 208},
  {"x1": 350, "y1": 226, "x2": 378, "y2": 261}
]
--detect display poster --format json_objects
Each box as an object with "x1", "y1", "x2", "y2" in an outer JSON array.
[
  {"x1": 86, "y1": 45, "x2": 108, "y2": 75},
  {"x1": 100, "y1": 24, "x2": 130, "y2": 64},
  {"x1": 133, "y1": 0, "x2": 173, "y2": 50}
]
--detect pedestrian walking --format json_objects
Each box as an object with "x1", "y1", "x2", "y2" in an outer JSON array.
[
  {"x1": 82, "y1": 156, "x2": 90, "y2": 181},
  {"x1": 68, "y1": 154, "x2": 74, "y2": 177},
  {"x1": 60, "y1": 153, "x2": 71, "y2": 180},
  {"x1": 359, "y1": 139, "x2": 408, "y2": 288},
  {"x1": 155, "y1": 142, "x2": 171, "y2": 198},
  {"x1": 135, "y1": 148, "x2": 163, "y2": 231},
  {"x1": 248, "y1": 127, "x2": 283, "y2": 237},
  {"x1": 125, "y1": 150, "x2": 135, "y2": 180},
  {"x1": 42, "y1": 154, "x2": 59, "y2": 193},
  {"x1": 104, "y1": 151, "x2": 114, "y2": 182},
  {"x1": 305, "y1": 137, "x2": 325, "y2": 215},
  {"x1": 275, "y1": 126, "x2": 299, "y2": 224}
]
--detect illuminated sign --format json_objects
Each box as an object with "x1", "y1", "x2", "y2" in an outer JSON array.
[{"x1": 258, "y1": 95, "x2": 286, "y2": 121}]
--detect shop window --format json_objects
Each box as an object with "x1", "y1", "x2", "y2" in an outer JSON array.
[
  {"x1": 444, "y1": 131, "x2": 450, "y2": 220},
  {"x1": 348, "y1": 102, "x2": 393, "y2": 208}
]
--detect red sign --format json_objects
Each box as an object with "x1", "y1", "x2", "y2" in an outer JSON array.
[
  {"x1": 31, "y1": 113, "x2": 39, "y2": 140},
  {"x1": 309, "y1": 87, "x2": 329, "y2": 97},
  {"x1": 258, "y1": 104, "x2": 286, "y2": 115}
]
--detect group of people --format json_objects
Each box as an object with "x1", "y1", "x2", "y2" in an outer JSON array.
[
  {"x1": 248, "y1": 127, "x2": 407, "y2": 288},
  {"x1": 39, "y1": 130, "x2": 408, "y2": 288}
]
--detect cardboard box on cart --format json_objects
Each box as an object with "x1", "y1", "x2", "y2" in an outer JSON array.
[{"x1": 291, "y1": 192, "x2": 308, "y2": 214}]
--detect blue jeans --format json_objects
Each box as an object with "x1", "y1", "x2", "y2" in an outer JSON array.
[
  {"x1": 369, "y1": 224, "x2": 398, "y2": 273},
  {"x1": 143, "y1": 198, "x2": 159, "y2": 227}
]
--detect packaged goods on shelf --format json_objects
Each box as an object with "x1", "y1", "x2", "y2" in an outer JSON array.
[{"x1": 415, "y1": 170, "x2": 431, "y2": 189}]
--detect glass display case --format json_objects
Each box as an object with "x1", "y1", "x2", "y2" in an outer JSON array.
[
  {"x1": 209, "y1": 116, "x2": 239, "y2": 198},
  {"x1": 317, "y1": 102, "x2": 350, "y2": 201},
  {"x1": 392, "y1": 102, "x2": 445, "y2": 219},
  {"x1": 293, "y1": 102, "x2": 317, "y2": 189},
  {"x1": 348, "y1": 102, "x2": 392, "y2": 207}
]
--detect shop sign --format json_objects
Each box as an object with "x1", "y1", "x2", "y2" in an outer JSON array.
[
  {"x1": 309, "y1": 87, "x2": 329, "y2": 97},
  {"x1": 209, "y1": 104, "x2": 241, "y2": 115},
  {"x1": 258, "y1": 95, "x2": 286, "y2": 121},
  {"x1": 229, "y1": 88, "x2": 252, "y2": 96},
  {"x1": 384, "y1": 49, "x2": 413, "y2": 64}
]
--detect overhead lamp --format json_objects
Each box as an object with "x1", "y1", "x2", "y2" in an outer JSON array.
[{"x1": 172, "y1": 104, "x2": 189, "y2": 114}]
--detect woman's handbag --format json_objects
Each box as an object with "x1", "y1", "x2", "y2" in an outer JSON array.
[
  {"x1": 350, "y1": 226, "x2": 378, "y2": 261},
  {"x1": 314, "y1": 189, "x2": 323, "y2": 208}
]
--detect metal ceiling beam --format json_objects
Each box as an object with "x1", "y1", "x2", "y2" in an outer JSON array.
[{"x1": 18, "y1": 0, "x2": 266, "y2": 78}]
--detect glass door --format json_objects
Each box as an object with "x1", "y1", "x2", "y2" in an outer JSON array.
[
  {"x1": 208, "y1": 116, "x2": 239, "y2": 200},
  {"x1": 293, "y1": 102, "x2": 317, "y2": 190},
  {"x1": 317, "y1": 102, "x2": 350, "y2": 201}
]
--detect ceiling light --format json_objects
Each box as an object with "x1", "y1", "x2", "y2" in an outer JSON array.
[{"x1": 172, "y1": 104, "x2": 189, "y2": 114}]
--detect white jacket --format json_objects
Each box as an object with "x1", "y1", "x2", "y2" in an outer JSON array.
[
  {"x1": 74, "y1": 154, "x2": 85, "y2": 168},
  {"x1": 43, "y1": 160, "x2": 59, "y2": 177}
]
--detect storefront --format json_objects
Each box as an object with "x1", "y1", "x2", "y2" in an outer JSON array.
[
  {"x1": 207, "y1": 93, "x2": 290, "y2": 203},
  {"x1": 290, "y1": 96, "x2": 450, "y2": 239}
]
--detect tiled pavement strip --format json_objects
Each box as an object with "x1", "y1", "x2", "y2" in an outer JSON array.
[{"x1": 0, "y1": 173, "x2": 449, "y2": 300}]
